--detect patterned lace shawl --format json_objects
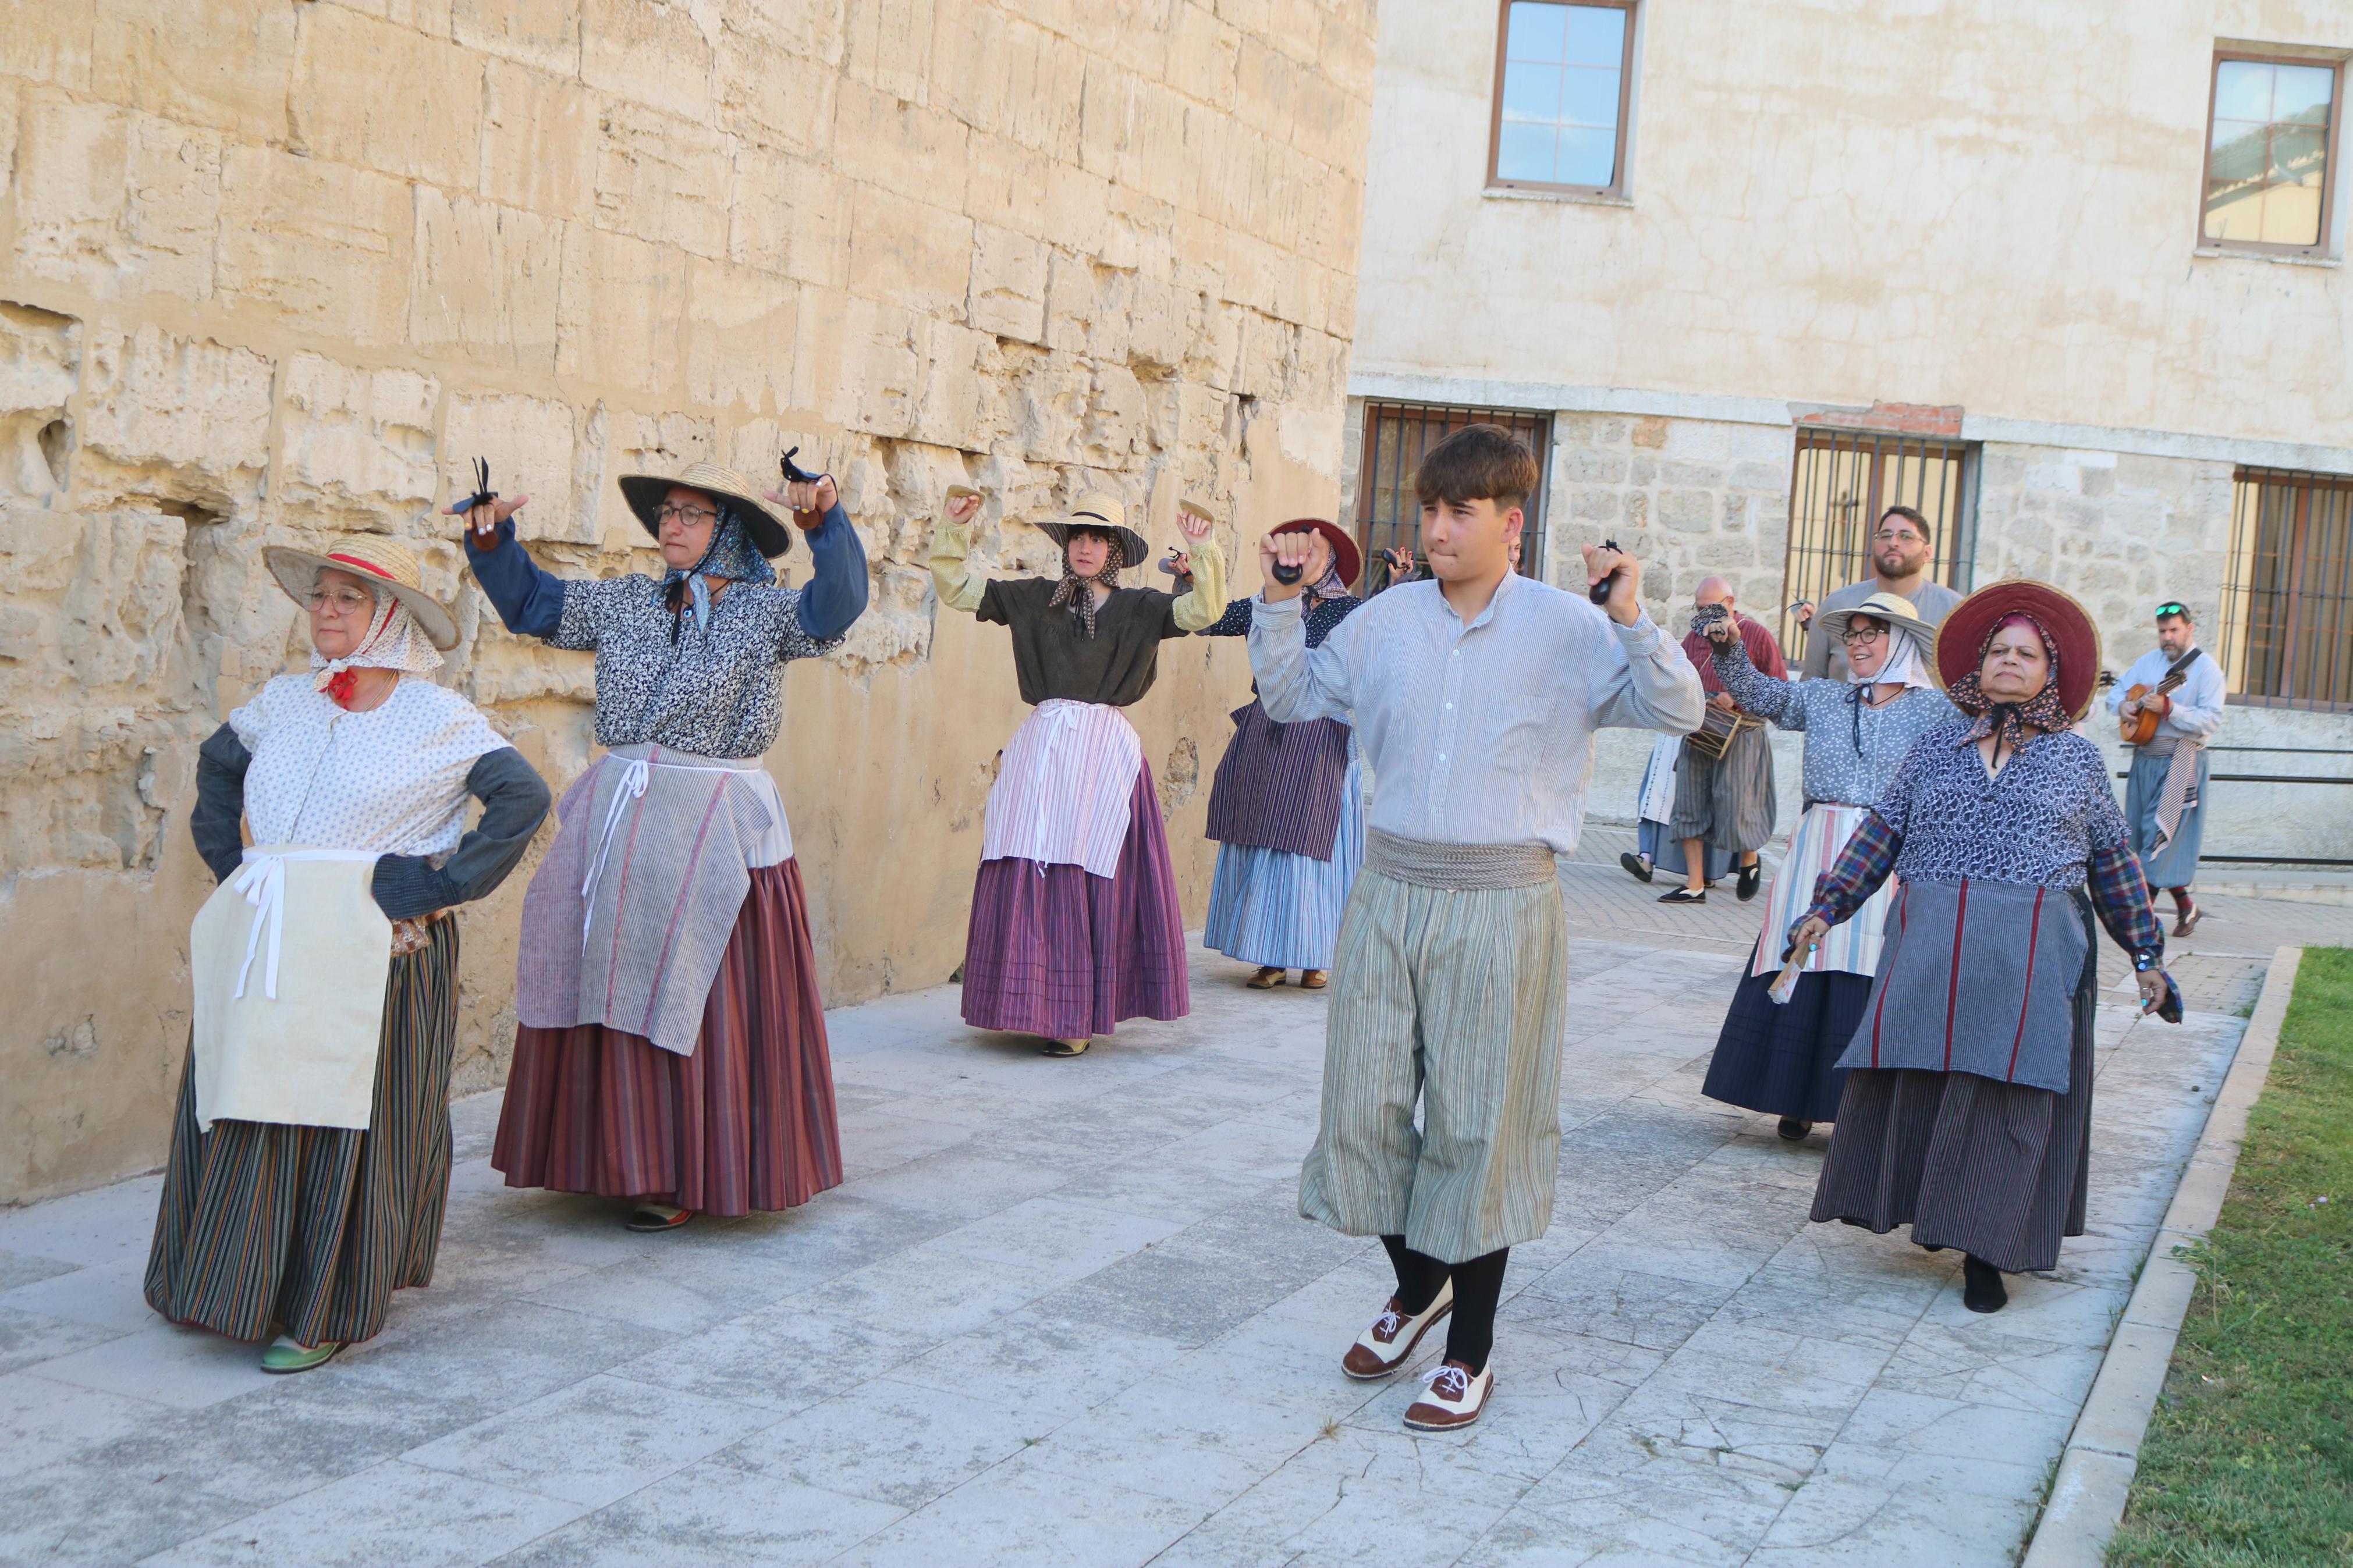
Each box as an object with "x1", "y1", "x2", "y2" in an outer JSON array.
[
  {"x1": 1947, "y1": 611, "x2": 2071, "y2": 765},
  {"x1": 661, "y1": 504, "x2": 776, "y2": 637},
  {"x1": 1048, "y1": 532, "x2": 1127, "y2": 638},
  {"x1": 310, "y1": 584, "x2": 443, "y2": 709}
]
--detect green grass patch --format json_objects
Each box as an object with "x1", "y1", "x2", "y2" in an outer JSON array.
[{"x1": 2109, "y1": 947, "x2": 2353, "y2": 1566}]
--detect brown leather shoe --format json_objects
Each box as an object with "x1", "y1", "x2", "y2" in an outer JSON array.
[
  {"x1": 1246, "y1": 966, "x2": 1286, "y2": 989},
  {"x1": 1403, "y1": 1358, "x2": 1494, "y2": 1431},
  {"x1": 1298, "y1": 969, "x2": 1329, "y2": 990},
  {"x1": 1341, "y1": 1279, "x2": 1454, "y2": 1380},
  {"x1": 2173, "y1": 899, "x2": 2202, "y2": 938}
]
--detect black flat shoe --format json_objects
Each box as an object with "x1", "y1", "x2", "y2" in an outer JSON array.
[
  {"x1": 1776, "y1": 1118, "x2": 1812, "y2": 1142},
  {"x1": 1657, "y1": 887, "x2": 1706, "y2": 904},
  {"x1": 626, "y1": 1204, "x2": 693, "y2": 1233},
  {"x1": 1619, "y1": 851, "x2": 1654, "y2": 884},
  {"x1": 1737, "y1": 863, "x2": 1763, "y2": 901},
  {"x1": 1962, "y1": 1254, "x2": 2008, "y2": 1313}
]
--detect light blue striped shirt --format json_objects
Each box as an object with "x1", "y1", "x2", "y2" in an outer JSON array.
[{"x1": 1249, "y1": 572, "x2": 1706, "y2": 854}]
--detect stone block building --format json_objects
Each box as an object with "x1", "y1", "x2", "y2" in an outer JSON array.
[
  {"x1": 0, "y1": 0, "x2": 1377, "y2": 1203},
  {"x1": 1344, "y1": 0, "x2": 2353, "y2": 859}
]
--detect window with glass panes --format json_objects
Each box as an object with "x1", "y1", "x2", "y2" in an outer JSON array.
[
  {"x1": 2219, "y1": 469, "x2": 2353, "y2": 710},
  {"x1": 2201, "y1": 53, "x2": 2341, "y2": 254},
  {"x1": 1489, "y1": 1, "x2": 1636, "y2": 195}
]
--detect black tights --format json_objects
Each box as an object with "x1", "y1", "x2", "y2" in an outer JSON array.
[{"x1": 1380, "y1": 1235, "x2": 1510, "y2": 1374}]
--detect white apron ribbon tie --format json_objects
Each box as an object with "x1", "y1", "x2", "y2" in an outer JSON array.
[{"x1": 230, "y1": 848, "x2": 381, "y2": 1001}]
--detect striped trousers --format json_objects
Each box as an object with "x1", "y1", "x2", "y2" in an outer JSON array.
[
  {"x1": 145, "y1": 919, "x2": 460, "y2": 1346},
  {"x1": 1298, "y1": 864, "x2": 1570, "y2": 1265}
]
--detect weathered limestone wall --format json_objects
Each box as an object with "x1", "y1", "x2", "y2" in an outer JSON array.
[{"x1": 0, "y1": 0, "x2": 1378, "y2": 1204}]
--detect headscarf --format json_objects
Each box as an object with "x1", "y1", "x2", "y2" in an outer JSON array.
[
  {"x1": 661, "y1": 501, "x2": 776, "y2": 638},
  {"x1": 1847, "y1": 618, "x2": 1935, "y2": 692},
  {"x1": 1946, "y1": 611, "x2": 2071, "y2": 767},
  {"x1": 310, "y1": 580, "x2": 443, "y2": 709},
  {"x1": 1309, "y1": 562, "x2": 1351, "y2": 600},
  {"x1": 1048, "y1": 529, "x2": 1126, "y2": 638}
]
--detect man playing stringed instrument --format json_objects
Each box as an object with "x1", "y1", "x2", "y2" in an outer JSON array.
[{"x1": 2103, "y1": 601, "x2": 2226, "y2": 936}]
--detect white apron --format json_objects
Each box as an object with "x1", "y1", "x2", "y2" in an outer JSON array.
[
  {"x1": 190, "y1": 846, "x2": 392, "y2": 1132},
  {"x1": 1748, "y1": 803, "x2": 1897, "y2": 981},
  {"x1": 979, "y1": 700, "x2": 1145, "y2": 878}
]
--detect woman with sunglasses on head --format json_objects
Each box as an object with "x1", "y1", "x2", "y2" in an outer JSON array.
[
  {"x1": 1784, "y1": 582, "x2": 2179, "y2": 1314},
  {"x1": 929, "y1": 486, "x2": 1225, "y2": 1057},
  {"x1": 1694, "y1": 592, "x2": 1956, "y2": 1143},
  {"x1": 461, "y1": 459, "x2": 867, "y2": 1232}
]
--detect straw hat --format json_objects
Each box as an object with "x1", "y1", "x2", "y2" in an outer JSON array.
[
  {"x1": 617, "y1": 460, "x2": 795, "y2": 559},
  {"x1": 1033, "y1": 492, "x2": 1150, "y2": 569},
  {"x1": 1268, "y1": 518, "x2": 1362, "y2": 589},
  {"x1": 1935, "y1": 579, "x2": 2103, "y2": 720},
  {"x1": 262, "y1": 535, "x2": 459, "y2": 649},
  {"x1": 1815, "y1": 591, "x2": 1936, "y2": 663}
]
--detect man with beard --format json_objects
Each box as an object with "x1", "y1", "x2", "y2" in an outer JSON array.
[{"x1": 1794, "y1": 506, "x2": 1963, "y2": 682}]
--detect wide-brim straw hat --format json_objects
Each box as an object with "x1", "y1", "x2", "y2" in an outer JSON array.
[
  {"x1": 1936, "y1": 579, "x2": 2103, "y2": 720},
  {"x1": 1034, "y1": 492, "x2": 1149, "y2": 568},
  {"x1": 262, "y1": 535, "x2": 460, "y2": 650},
  {"x1": 1816, "y1": 590, "x2": 1936, "y2": 663},
  {"x1": 617, "y1": 461, "x2": 794, "y2": 559},
  {"x1": 1268, "y1": 517, "x2": 1361, "y2": 589}
]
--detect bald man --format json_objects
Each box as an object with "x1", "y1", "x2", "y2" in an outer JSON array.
[{"x1": 1662, "y1": 577, "x2": 1785, "y2": 904}]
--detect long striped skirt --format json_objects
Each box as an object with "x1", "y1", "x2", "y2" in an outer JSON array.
[
  {"x1": 1204, "y1": 753, "x2": 1365, "y2": 972},
  {"x1": 960, "y1": 762, "x2": 1190, "y2": 1039},
  {"x1": 144, "y1": 918, "x2": 460, "y2": 1346},
  {"x1": 1701, "y1": 966, "x2": 1869, "y2": 1124},
  {"x1": 492, "y1": 860, "x2": 842, "y2": 1216},
  {"x1": 1808, "y1": 895, "x2": 2098, "y2": 1273}
]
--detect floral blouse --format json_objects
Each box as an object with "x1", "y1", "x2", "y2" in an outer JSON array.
[{"x1": 1713, "y1": 641, "x2": 1957, "y2": 808}]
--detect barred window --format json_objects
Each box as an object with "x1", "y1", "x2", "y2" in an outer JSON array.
[
  {"x1": 2220, "y1": 468, "x2": 2353, "y2": 709},
  {"x1": 1778, "y1": 429, "x2": 1976, "y2": 656},
  {"x1": 1354, "y1": 403, "x2": 1551, "y2": 589}
]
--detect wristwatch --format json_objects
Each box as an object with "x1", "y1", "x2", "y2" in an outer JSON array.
[{"x1": 2133, "y1": 950, "x2": 2162, "y2": 973}]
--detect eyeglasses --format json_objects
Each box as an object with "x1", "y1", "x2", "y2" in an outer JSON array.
[
  {"x1": 656, "y1": 502, "x2": 719, "y2": 527},
  {"x1": 1839, "y1": 625, "x2": 1888, "y2": 645},
  {"x1": 308, "y1": 588, "x2": 374, "y2": 614}
]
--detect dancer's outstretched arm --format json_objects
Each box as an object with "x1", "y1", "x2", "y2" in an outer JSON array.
[{"x1": 928, "y1": 489, "x2": 989, "y2": 613}]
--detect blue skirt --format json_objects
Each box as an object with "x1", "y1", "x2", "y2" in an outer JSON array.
[
  {"x1": 1204, "y1": 754, "x2": 1365, "y2": 970},
  {"x1": 2124, "y1": 748, "x2": 2209, "y2": 890}
]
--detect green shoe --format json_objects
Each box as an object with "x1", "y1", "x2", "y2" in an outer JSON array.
[{"x1": 260, "y1": 1335, "x2": 343, "y2": 1374}]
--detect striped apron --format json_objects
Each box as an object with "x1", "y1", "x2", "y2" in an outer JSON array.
[
  {"x1": 1748, "y1": 803, "x2": 1896, "y2": 981},
  {"x1": 979, "y1": 699, "x2": 1144, "y2": 877}
]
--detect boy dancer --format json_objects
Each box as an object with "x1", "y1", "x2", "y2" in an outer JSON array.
[{"x1": 1249, "y1": 425, "x2": 1704, "y2": 1429}]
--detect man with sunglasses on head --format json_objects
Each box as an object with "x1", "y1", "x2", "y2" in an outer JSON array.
[
  {"x1": 1793, "y1": 505, "x2": 1964, "y2": 682},
  {"x1": 2104, "y1": 601, "x2": 2226, "y2": 936}
]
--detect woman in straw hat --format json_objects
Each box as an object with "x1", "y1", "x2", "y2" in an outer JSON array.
[
  {"x1": 928, "y1": 485, "x2": 1225, "y2": 1055},
  {"x1": 462, "y1": 460, "x2": 867, "y2": 1232},
  {"x1": 1784, "y1": 581, "x2": 2180, "y2": 1314},
  {"x1": 1188, "y1": 517, "x2": 1368, "y2": 992},
  {"x1": 1695, "y1": 591, "x2": 1956, "y2": 1142},
  {"x1": 147, "y1": 536, "x2": 551, "y2": 1373}
]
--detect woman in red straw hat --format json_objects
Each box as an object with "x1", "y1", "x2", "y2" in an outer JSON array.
[
  {"x1": 462, "y1": 458, "x2": 867, "y2": 1232},
  {"x1": 1191, "y1": 518, "x2": 1368, "y2": 991},
  {"x1": 1783, "y1": 580, "x2": 2181, "y2": 1314}
]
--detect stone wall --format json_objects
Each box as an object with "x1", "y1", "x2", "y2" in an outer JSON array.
[{"x1": 0, "y1": 0, "x2": 1379, "y2": 1205}]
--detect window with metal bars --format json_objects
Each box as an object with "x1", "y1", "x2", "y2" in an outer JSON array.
[
  {"x1": 1353, "y1": 403, "x2": 1551, "y2": 590},
  {"x1": 1777, "y1": 430, "x2": 1976, "y2": 655},
  {"x1": 2219, "y1": 468, "x2": 2353, "y2": 710}
]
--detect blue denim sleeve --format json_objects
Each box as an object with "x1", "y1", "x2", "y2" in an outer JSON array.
[
  {"x1": 465, "y1": 517, "x2": 567, "y2": 640},
  {"x1": 794, "y1": 504, "x2": 869, "y2": 643}
]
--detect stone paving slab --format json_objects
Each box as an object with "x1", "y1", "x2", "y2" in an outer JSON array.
[{"x1": 0, "y1": 873, "x2": 2334, "y2": 1565}]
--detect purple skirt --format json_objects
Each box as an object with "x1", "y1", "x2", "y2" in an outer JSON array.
[{"x1": 961, "y1": 762, "x2": 1190, "y2": 1039}]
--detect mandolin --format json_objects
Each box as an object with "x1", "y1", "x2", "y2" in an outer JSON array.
[{"x1": 2118, "y1": 669, "x2": 2188, "y2": 745}]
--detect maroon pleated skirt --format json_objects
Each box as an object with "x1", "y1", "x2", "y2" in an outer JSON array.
[
  {"x1": 960, "y1": 763, "x2": 1191, "y2": 1040},
  {"x1": 491, "y1": 859, "x2": 842, "y2": 1216}
]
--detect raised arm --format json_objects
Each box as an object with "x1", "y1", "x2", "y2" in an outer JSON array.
[
  {"x1": 1195, "y1": 595, "x2": 1254, "y2": 637},
  {"x1": 464, "y1": 510, "x2": 569, "y2": 640},
  {"x1": 190, "y1": 724, "x2": 251, "y2": 884},
  {"x1": 1588, "y1": 613, "x2": 1708, "y2": 734},
  {"x1": 793, "y1": 504, "x2": 868, "y2": 642},
  {"x1": 1712, "y1": 635, "x2": 1801, "y2": 727},
  {"x1": 1249, "y1": 593, "x2": 1355, "y2": 723},
  {"x1": 928, "y1": 491, "x2": 989, "y2": 614},
  {"x1": 370, "y1": 749, "x2": 553, "y2": 921},
  {"x1": 1166, "y1": 508, "x2": 1228, "y2": 632}
]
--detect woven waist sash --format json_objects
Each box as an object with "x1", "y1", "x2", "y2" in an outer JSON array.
[{"x1": 1364, "y1": 828, "x2": 1556, "y2": 891}]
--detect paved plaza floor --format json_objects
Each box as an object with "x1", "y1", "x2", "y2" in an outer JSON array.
[{"x1": 4, "y1": 834, "x2": 2348, "y2": 1566}]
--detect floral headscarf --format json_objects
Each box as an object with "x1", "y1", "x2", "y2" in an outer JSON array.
[
  {"x1": 661, "y1": 501, "x2": 776, "y2": 639},
  {"x1": 1048, "y1": 528, "x2": 1126, "y2": 638},
  {"x1": 311, "y1": 581, "x2": 443, "y2": 709},
  {"x1": 1947, "y1": 611, "x2": 2071, "y2": 765}
]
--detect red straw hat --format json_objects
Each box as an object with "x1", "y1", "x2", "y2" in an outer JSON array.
[
  {"x1": 1935, "y1": 579, "x2": 2103, "y2": 720},
  {"x1": 1268, "y1": 518, "x2": 1361, "y2": 589}
]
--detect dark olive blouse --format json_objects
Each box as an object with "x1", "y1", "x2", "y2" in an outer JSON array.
[{"x1": 976, "y1": 578, "x2": 1194, "y2": 709}]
